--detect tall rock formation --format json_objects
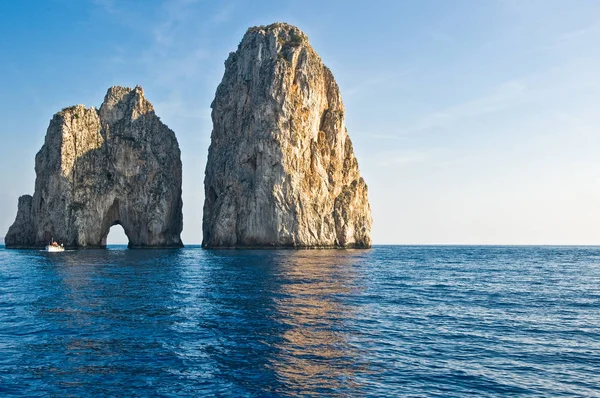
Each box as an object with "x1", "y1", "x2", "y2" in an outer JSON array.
[
  {"x1": 5, "y1": 86, "x2": 183, "y2": 249},
  {"x1": 203, "y1": 23, "x2": 372, "y2": 248}
]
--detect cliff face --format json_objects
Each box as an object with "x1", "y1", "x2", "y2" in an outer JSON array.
[
  {"x1": 5, "y1": 86, "x2": 183, "y2": 248},
  {"x1": 203, "y1": 23, "x2": 372, "y2": 248}
]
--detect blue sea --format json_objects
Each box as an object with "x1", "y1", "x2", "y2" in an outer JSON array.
[{"x1": 0, "y1": 245, "x2": 599, "y2": 397}]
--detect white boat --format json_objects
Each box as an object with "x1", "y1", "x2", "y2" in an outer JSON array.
[{"x1": 45, "y1": 243, "x2": 65, "y2": 252}]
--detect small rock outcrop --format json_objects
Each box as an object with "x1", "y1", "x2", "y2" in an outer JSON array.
[
  {"x1": 5, "y1": 86, "x2": 183, "y2": 249},
  {"x1": 203, "y1": 23, "x2": 372, "y2": 248}
]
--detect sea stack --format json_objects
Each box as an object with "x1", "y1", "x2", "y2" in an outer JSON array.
[
  {"x1": 203, "y1": 23, "x2": 372, "y2": 248},
  {"x1": 5, "y1": 86, "x2": 184, "y2": 249}
]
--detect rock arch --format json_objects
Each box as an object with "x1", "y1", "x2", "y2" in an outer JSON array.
[
  {"x1": 98, "y1": 199, "x2": 131, "y2": 247},
  {"x1": 5, "y1": 86, "x2": 184, "y2": 249}
]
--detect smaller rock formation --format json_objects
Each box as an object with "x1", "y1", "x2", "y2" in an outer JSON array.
[
  {"x1": 5, "y1": 86, "x2": 184, "y2": 249},
  {"x1": 5, "y1": 196, "x2": 35, "y2": 248},
  {"x1": 203, "y1": 23, "x2": 372, "y2": 248}
]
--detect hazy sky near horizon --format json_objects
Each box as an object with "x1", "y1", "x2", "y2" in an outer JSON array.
[{"x1": 1, "y1": 0, "x2": 599, "y2": 245}]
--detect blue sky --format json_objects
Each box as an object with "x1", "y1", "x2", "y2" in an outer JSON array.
[{"x1": 1, "y1": 0, "x2": 599, "y2": 244}]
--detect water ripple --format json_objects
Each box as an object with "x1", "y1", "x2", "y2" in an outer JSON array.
[{"x1": 0, "y1": 246, "x2": 599, "y2": 396}]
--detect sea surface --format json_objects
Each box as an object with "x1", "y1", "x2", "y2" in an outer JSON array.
[{"x1": 0, "y1": 245, "x2": 599, "y2": 397}]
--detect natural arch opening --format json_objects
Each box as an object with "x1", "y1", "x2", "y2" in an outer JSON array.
[
  {"x1": 104, "y1": 224, "x2": 129, "y2": 248},
  {"x1": 99, "y1": 199, "x2": 133, "y2": 248}
]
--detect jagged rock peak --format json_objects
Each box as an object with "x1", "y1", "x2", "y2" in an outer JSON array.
[
  {"x1": 244, "y1": 22, "x2": 310, "y2": 50},
  {"x1": 100, "y1": 85, "x2": 154, "y2": 123},
  {"x1": 5, "y1": 86, "x2": 184, "y2": 249},
  {"x1": 203, "y1": 23, "x2": 372, "y2": 248},
  {"x1": 223, "y1": 22, "x2": 317, "y2": 73}
]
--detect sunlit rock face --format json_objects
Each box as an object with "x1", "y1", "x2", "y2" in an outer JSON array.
[
  {"x1": 203, "y1": 23, "x2": 372, "y2": 248},
  {"x1": 5, "y1": 86, "x2": 183, "y2": 248}
]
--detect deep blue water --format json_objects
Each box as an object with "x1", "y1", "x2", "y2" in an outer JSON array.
[{"x1": 0, "y1": 245, "x2": 599, "y2": 397}]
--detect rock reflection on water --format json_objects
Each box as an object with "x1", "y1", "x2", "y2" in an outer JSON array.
[
  {"x1": 23, "y1": 249, "x2": 187, "y2": 394},
  {"x1": 199, "y1": 249, "x2": 369, "y2": 396},
  {"x1": 4, "y1": 248, "x2": 371, "y2": 396},
  {"x1": 270, "y1": 251, "x2": 366, "y2": 395}
]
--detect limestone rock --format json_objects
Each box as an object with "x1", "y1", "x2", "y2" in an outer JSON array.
[
  {"x1": 5, "y1": 86, "x2": 183, "y2": 249},
  {"x1": 5, "y1": 195, "x2": 35, "y2": 248},
  {"x1": 203, "y1": 23, "x2": 372, "y2": 248}
]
